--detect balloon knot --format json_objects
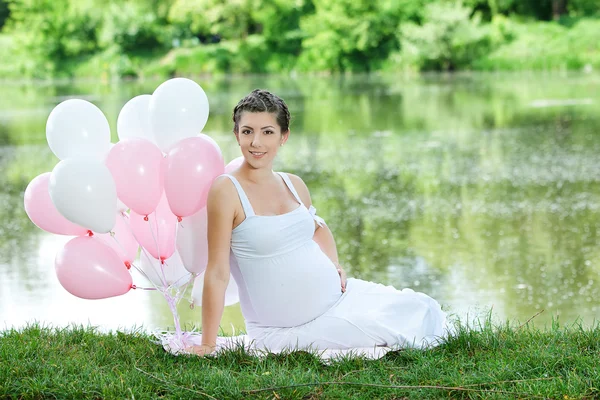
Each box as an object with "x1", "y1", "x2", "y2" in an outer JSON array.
[
  {"x1": 177, "y1": 216, "x2": 182, "y2": 222},
  {"x1": 143, "y1": 215, "x2": 149, "y2": 221},
  {"x1": 189, "y1": 302, "x2": 195, "y2": 310},
  {"x1": 131, "y1": 284, "x2": 137, "y2": 290},
  {"x1": 125, "y1": 261, "x2": 131, "y2": 269},
  {"x1": 87, "y1": 230, "x2": 93, "y2": 236},
  {"x1": 160, "y1": 257, "x2": 166, "y2": 265}
]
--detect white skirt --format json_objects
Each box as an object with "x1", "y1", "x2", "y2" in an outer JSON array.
[
  {"x1": 247, "y1": 278, "x2": 448, "y2": 351},
  {"x1": 159, "y1": 278, "x2": 449, "y2": 360}
]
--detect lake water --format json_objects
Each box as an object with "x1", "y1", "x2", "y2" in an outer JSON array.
[{"x1": 1, "y1": 73, "x2": 599, "y2": 334}]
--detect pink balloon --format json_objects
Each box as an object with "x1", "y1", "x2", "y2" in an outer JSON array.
[
  {"x1": 24, "y1": 173, "x2": 89, "y2": 236},
  {"x1": 105, "y1": 138, "x2": 164, "y2": 216},
  {"x1": 225, "y1": 156, "x2": 244, "y2": 174},
  {"x1": 55, "y1": 236, "x2": 132, "y2": 299},
  {"x1": 199, "y1": 133, "x2": 222, "y2": 158},
  {"x1": 164, "y1": 136, "x2": 224, "y2": 218},
  {"x1": 97, "y1": 213, "x2": 139, "y2": 268},
  {"x1": 130, "y1": 193, "x2": 177, "y2": 260}
]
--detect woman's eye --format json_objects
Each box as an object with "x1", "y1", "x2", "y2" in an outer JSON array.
[
  {"x1": 242, "y1": 130, "x2": 251, "y2": 135},
  {"x1": 264, "y1": 130, "x2": 274, "y2": 135}
]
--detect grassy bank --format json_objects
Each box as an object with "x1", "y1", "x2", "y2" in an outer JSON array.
[
  {"x1": 1, "y1": 318, "x2": 599, "y2": 399},
  {"x1": 2, "y1": 17, "x2": 600, "y2": 80}
]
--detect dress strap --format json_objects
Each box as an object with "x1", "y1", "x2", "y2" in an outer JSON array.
[
  {"x1": 223, "y1": 174, "x2": 255, "y2": 217},
  {"x1": 277, "y1": 172, "x2": 326, "y2": 228},
  {"x1": 277, "y1": 172, "x2": 303, "y2": 205}
]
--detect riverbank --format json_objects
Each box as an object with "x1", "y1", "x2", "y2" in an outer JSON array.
[
  {"x1": 1, "y1": 318, "x2": 598, "y2": 399},
  {"x1": 1, "y1": 17, "x2": 599, "y2": 80}
]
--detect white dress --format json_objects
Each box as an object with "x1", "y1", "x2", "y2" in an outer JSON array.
[{"x1": 224, "y1": 172, "x2": 448, "y2": 352}]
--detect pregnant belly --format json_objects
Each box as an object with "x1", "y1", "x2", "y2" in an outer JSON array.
[{"x1": 243, "y1": 242, "x2": 343, "y2": 327}]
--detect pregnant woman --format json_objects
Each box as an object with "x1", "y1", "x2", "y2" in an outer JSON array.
[{"x1": 190, "y1": 89, "x2": 448, "y2": 356}]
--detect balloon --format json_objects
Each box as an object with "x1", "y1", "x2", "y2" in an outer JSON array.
[
  {"x1": 97, "y1": 213, "x2": 139, "y2": 268},
  {"x1": 24, "y1": 172, "x2": 89, "y2": 236},
  {"x1": 149, "y1": 78, "x2": 210, "y2": 153},
  {"x1": 129, "y1": 193, "x2": 177, "y2": 260},
  {"x1": 164, "y1": 136, "x2": 224, "y2": 218},
  {"x1": 176, "y1": 207, "x2": 208, "y2": 274},
  {"x1": 105, "y1": 138, "x2": 164, "y2": 216},
  {"x1": 225, "y1": 156, "x2": 244, "y2": 173},
  {"x1": 55, "y1": 236, "x2": 132, "y2": 299},
  {"x1": 46, "y1": 99, "x2": 111, "y2": 161},
  {"x1": 116, "y1": 198, "x2": 129, "y2": 213},
  {"x1": 199, "y1": 133, "x2": 222, "y2": 157},
  {"x1": 191, "y1": 253, "x2": 239, "y2": 306},
  {"x1": 49, "y1": 159, "x2": 117, "y2": 233},
  {"x1": 138, "y1": 250, "x2": 191, "y2": 288},
  {"x1": 117, "y1": 95, "x2": 153, "y2": 142}
]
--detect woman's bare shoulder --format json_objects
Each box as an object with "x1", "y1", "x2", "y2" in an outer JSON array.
[
  {"x1": 285, "y1": 173, "x2": 306, "y2": 187},
  {"x1": 284, "y1": 173, "x2": 312, "y2": 205},
  {"x1": 208, "y1": 175, "x2": 238, "y2": 210}
]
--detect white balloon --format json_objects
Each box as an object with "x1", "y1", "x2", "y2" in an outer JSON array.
[
  {"x1": 49, "y1": 159, "x2": 117, "y2": 233},
  {"x1": 149, "y1": 78, "x2": 210, "y2": 153},
  {"x1": 46, "y1": 99, "x2": 111, "y2": 161},
  {"x1": 117, "y1": 94, "x2": 153, "y2": 142},
  {"x1": 176, "y1": 207, "x2": 208, "y2": 274},
  {"x1": 138, "y1": 250, "x2": 191, "y2": 288},
  {"x1": 191, "y1": 255, "x2": 240, "y2": 307}
]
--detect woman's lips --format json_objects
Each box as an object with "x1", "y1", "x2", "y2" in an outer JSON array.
[{"x1": 249, "y1": 151, "x2": 266, "y2": 158}]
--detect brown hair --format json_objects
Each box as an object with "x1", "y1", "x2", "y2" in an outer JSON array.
[{"x1": 232, "y1": 89, "x2": 291, "y2": 133}]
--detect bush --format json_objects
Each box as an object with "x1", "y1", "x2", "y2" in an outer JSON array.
[
  {"x1": 475, "y1": 18, "x2": 600, "y2": 71},
  {"x1": 98, "y1": 3, "x2": 173, "y2": 53},
  {"x1": 4, "y1": 0, "x2": 100, "y2": 76},
  {"x1": 391, "y1": 1, "x2": 506, "y2": 71}
]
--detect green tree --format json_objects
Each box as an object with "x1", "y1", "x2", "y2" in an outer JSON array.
[
  {"x1": 97, "y1": 1, "x2": 174, "y2": 53},
  {"x1": 168, "y1": 0, "x2": 259, "y2": 41},
  {"x1": 464, "y1": 0, "x2": 578, "y2": 20},
  {"x1": 399, "y1": 1, "x2": 498, "y2": 71},
  {"x1": 168, "y1": 0, "x2": 310, "y2": 72},
  {"x1": 5, "y1": 0, "x2": 100, "y2": 75},
  {"x1": 297, "y1": 0, "x2": 419, "y2": 72},
  {"x1": 0, "y1": 0, "x2": 9, "y2": 29},
  {"x1": 568, "y1": 0, "x2": 600, "y2": 16}
]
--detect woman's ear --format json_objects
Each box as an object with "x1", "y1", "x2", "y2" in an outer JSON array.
[
  {"x1": 234, "y1": 130, "x2": 240, "y2": 146},
  {"x1": 281, "y1": 130, "x2": 290, "y2": 146}
]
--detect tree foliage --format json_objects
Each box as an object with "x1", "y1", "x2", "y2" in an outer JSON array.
[{"x1": 1, "y1": 0, "x2": 599, "y2": 76}]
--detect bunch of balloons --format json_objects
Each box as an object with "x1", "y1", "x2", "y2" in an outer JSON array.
[{"x1": 24, "y1": 78, "x2": 242, "y2": 313}]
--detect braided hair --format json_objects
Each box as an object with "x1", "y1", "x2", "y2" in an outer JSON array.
[{"x1": 232, "y1": 89, "x2": 291, "y2": 134}]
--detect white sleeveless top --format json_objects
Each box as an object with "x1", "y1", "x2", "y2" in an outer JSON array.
[{"x1": 224, "y1": 172, "x2": 343, "y2": 328}]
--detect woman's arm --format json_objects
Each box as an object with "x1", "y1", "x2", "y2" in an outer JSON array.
[
  {"x1": 288, "y1": 174, "x2": 347, "y2": 292},
  {"x1": 191, "y1": 177, "x2": 237, "y2": 355}
]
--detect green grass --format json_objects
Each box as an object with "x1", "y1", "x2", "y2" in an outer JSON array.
[{"x1": 1, "y1": 317, "x2": 599, "y2": 399}]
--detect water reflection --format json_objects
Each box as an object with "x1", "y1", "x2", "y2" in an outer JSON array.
[{"x1": 1, "y1": 73, "x2": 599, "y2": 333}]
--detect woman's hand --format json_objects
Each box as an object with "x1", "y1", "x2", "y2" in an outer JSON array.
[
  {"x1": 337, "y1": 265, "x2": 347, "y2": 293},
  {"x1": 187, "y1": 344, "x2": 216, "y2": 357}
]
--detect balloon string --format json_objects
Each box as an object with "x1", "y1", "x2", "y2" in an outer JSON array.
[
  {"x1": 131, "y1": 285, "x2": 157, "y2": 291},
  {"x1": 176, "y1": 274, "x2": 195, "y2": 308},
  {"x1": 117, "y1": 213, "x2": 161, "y2": 290},
  {"x1": 147, "y1": 211, "x2": 185, "y2": 338},
  {"x1": 117, "y1": 212, "x2": 186, "y2": 340},
  {"x1": 108, "y1": 224, "x2": 133, "y2": 269},
  {"x1": 147, "y1": 210, "x2": 169, "y2": 288}
]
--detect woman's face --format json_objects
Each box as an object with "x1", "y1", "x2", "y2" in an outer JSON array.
[{"x1": 236, "y1": 111, "x2": 288, "y2": 168}]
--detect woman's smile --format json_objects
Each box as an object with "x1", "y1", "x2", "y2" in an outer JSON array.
[{"x1": 249, "y1": 150, "x2": 266, "y2": 158}]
